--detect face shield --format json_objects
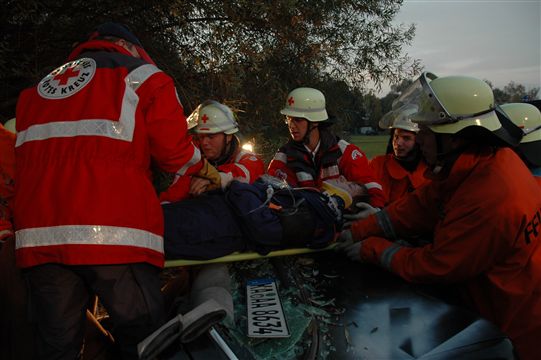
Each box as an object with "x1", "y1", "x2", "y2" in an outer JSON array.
[
  {"x1": 379, "y1": 105, "x2": 419, "y2": 131},
  {"x1": 381, "y1": 72, "x2": 495, "y2": 129},
  {"x1": 185, "y1": 109, "x2": 199, "y2": 130}
]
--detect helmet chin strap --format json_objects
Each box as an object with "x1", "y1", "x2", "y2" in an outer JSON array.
[{"x1": 210, "y1": 135, "x2": 236, "y2": 167}]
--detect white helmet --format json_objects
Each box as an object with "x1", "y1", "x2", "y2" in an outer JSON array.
[
  {"x1": 3, "y1": 118, "x2": 16, "y2": 133},
  {"x1": 280, "y1": 87, "x2": 328, "y2": 122},
  {"x1": 193, "y1": 100, "x2": 239, "y2": 134},
  {"x1": 380, "y1": 108, "x2": 419, "y2": 133}
]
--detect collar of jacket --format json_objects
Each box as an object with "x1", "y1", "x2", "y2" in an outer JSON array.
[
  {"x1": 431, "y1": 145, "x2": 498, "y2": 195},
  {"x1": 385, "y1": 155, "x2": 414, "y2": 180},
  {"x1": 68, "y1": 40, "x2": 154, "y2": 64}
]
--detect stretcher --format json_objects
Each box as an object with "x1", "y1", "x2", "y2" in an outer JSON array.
[{"x1": 164, "y1": 243, "x2": 337, "y2": 267}]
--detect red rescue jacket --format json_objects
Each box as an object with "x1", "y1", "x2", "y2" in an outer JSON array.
[
  {"x1": 369, "y1": 154, "x2": 430, "y2": 205},
  {"x1": 352, "y1": 146, "x2": 541, "y2": 359},
  {"x1": 214, "y1": 147, "x2": 265, "y2": 189},
  {"x1": 14, "y1": 40, "x2": 204, "y2": 268},
  {"x1": 268, "y1": 135, "x2": 385, "y2": 208},
  {"x1": 159, "y1": 141, "x2": 264, "y2": 203}
]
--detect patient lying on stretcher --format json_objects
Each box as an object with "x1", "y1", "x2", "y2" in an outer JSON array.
[{"x1": 161, "y1": 175, "x2": 369, "y2": 260}]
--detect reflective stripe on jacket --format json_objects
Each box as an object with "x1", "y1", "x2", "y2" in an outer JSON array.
[
  {"x1": 215, "y1": 148, "x2": 265, "y2": 189},
  {"x1": 268, "y1": 138, "x2": 385, "y2": 208},
  {"x1": 14, "y1": 40, "x2": 203, "y2": 268}
]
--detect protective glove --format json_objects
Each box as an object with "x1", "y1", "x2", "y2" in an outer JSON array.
[
  {"x1": 344, "y1": 241, "x2": 362, "y2": 262},
  {"x1": 194, "y1": 159, "x2": 221, "y2": 191},
  {"x1": 343, "y1": 202, "x2": 380, "y2": 228},
  {"x1": 335, "y1": 229, "x2": 363, "y2": 262},
  {"x1": 334, "y1": 229, "x2": 354, "y2": 251}
]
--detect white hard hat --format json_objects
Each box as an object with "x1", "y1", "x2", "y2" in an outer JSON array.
[
  {"x1": 280, "y1": 87, "x2": 328, "y2": 122},
  {"x1": 193, "y1": 100, "x2": 239, "y2": 134},
  {"x1": 380, "y1": 109, "x2": 419, "y2": 133}
]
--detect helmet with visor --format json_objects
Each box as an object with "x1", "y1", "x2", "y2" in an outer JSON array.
[{"x1": 380, "y1": 72, "x2": 501, "y2": 135}]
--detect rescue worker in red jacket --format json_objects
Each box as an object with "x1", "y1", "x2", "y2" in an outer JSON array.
[
  {"x1": 500, "y1": 102, "x2": 541, "y2": 187},
  {"x1": 0, "y1": 121, "x2": 15, "y2": 244},
  {"x1": 0, "y1": 119, "x2": 34, "y2": 360},
  {"x1": 339, "y1": 72, "x2": 541, "y2": 360},
  {"x1": 14, "y1": 22, "x2": 220, "y2": 359},
  {"x1": 160, "y1": 100, "x2": 265, "y2": 202},
  {"x1": 369, "y1": 114, "x2": 430, "y2": 205},
  {"x1": 267, "y1": 87, "x2": 385, "y2": 208}
]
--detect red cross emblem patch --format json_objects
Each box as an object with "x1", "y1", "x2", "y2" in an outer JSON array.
[{"x1": 38, "y1": 58, "x2": 96, "y2": 99}]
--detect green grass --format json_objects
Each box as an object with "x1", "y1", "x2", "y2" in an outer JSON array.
[{"x1": 349, "y1": 135, "x2": 389, "y2": 159}]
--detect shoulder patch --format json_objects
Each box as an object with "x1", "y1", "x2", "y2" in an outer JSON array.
[
  {"x1": 351, "y1": 149, "x2": 363, "y2": 160},
  {"x1": 38, "y1": 58, "x2": 96, "y2": 99}
]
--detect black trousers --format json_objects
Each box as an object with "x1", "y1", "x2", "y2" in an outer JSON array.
[{"x1": 25, "y1": 262, "x2": 165, "y2": 360}]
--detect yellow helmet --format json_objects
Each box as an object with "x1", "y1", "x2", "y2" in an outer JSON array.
[
  {"x1": 500, "y1": 102, "x2": 541, "y2": 166},
  {"x1": 409, "y1": 73, "x2": 500, "y2": 133},
  {"x1": 280, "y1": 87, "x2": 328, "y2": 122},
  {"x1": 500, "y1": 103, "x2": 541, "y2": 144},
  {"x1": 193, "y1": 100, "x2": 239, "y2": 135},
  {"x1": 3, "y1": 118, "x2": 16, "y2": 133},
  {"x1": 384, "y1": 73, "x2": 500, "y2": 133}
]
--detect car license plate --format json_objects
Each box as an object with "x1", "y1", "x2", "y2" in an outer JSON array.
[{"x1": 246, "y1": 278, "x2": 290, "y2": 338}]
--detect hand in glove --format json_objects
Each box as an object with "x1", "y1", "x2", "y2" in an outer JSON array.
[
  {"x1": 343, "y1": 202, "x2": 379, "y2": 228},
  {"x1": 335, "y1": 229, "x2": 354, "y2": 250},
  {"x1": 193, "y1": 159, "x2": 221, "y2": 192},
  {"x1": 334, "y1": 229, "x2": 363, "y2": 262},
  {"x1": 344, "y1": 241, "x2": 362, "y2": 262}
]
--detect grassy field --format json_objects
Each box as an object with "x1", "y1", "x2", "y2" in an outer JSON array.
[{"x1": 349, "y1": 134, "x2": 389, "y2": 159}]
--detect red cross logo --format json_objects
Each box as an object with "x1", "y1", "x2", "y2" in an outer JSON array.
[
  {"x1": 202, "y1": 114, "x2": 209, "y2": 123},
  {"x1": 288, "y1": 96, "x2": 295, "y2": 106},
  {"x1": 53, "y1": 66, "x2": 80, "y2": 86}
]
